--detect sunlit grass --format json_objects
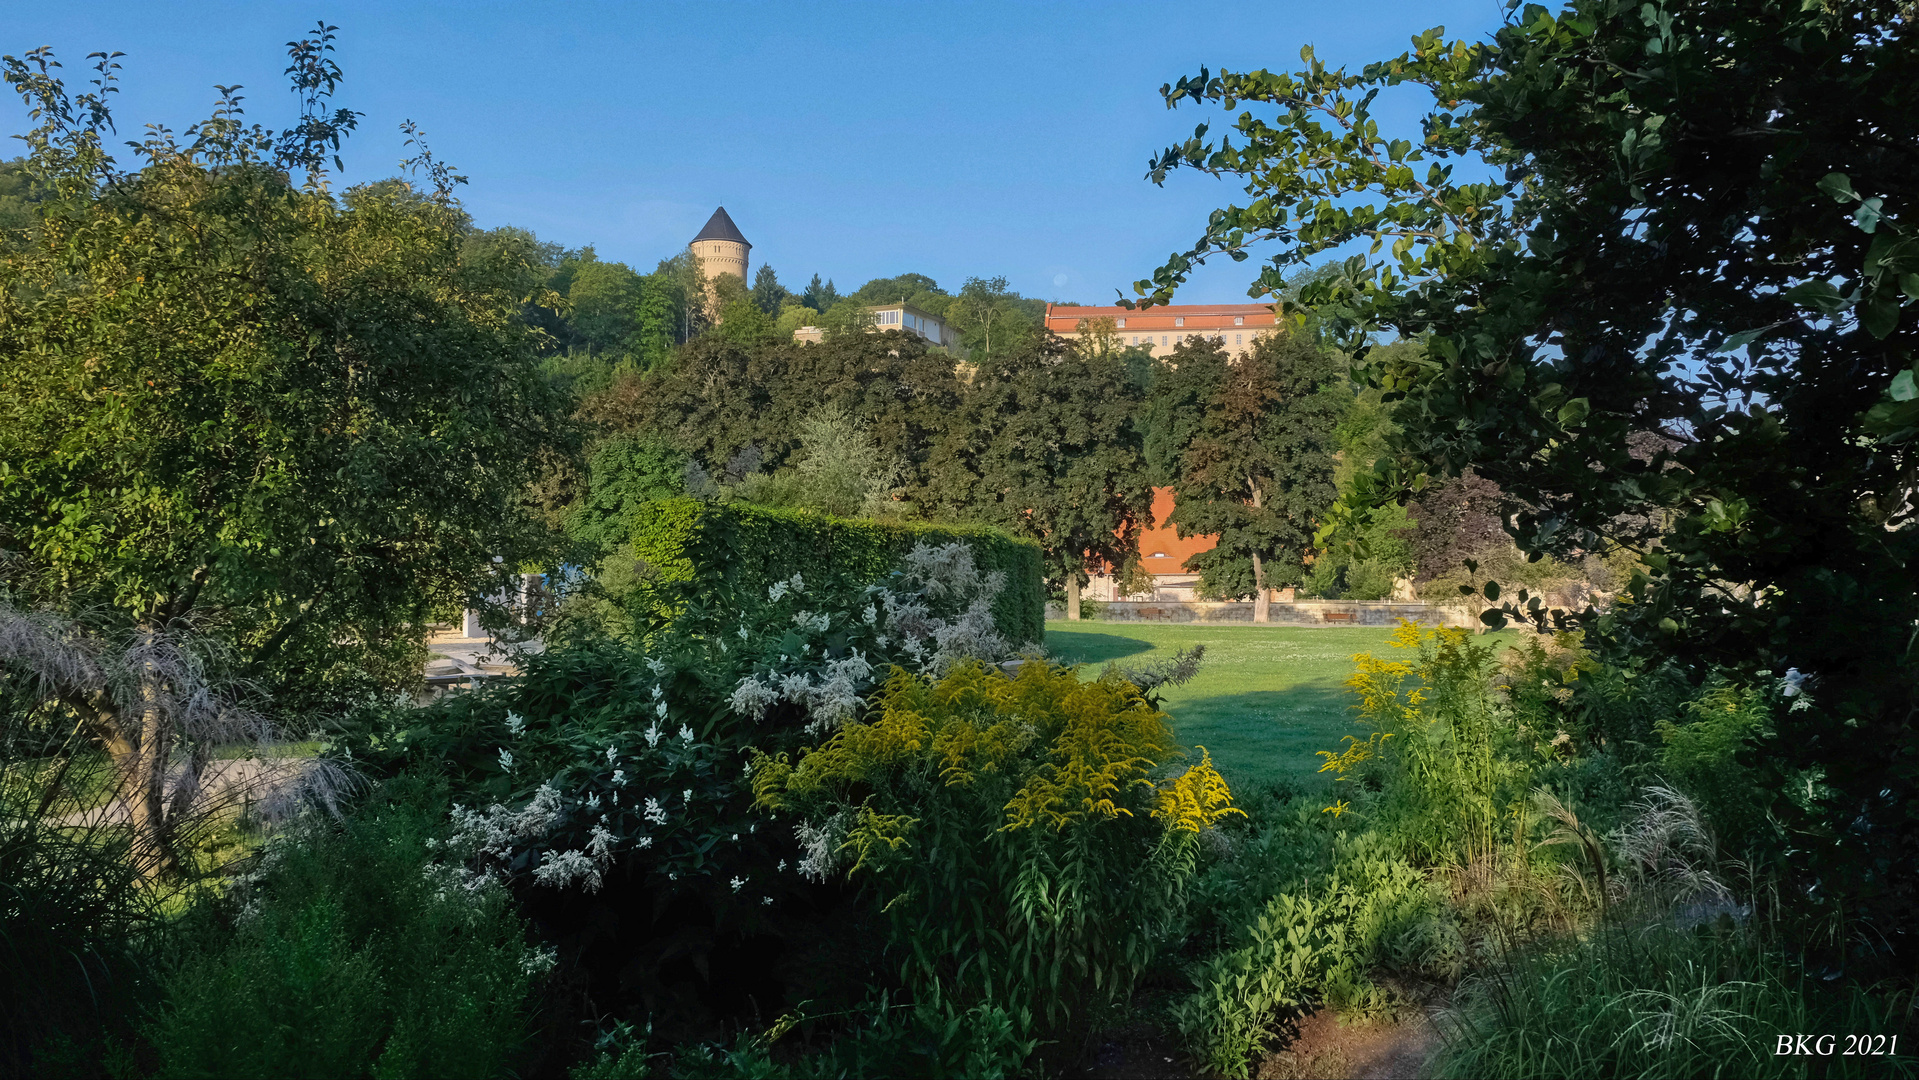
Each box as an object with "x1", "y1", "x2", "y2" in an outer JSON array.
[{"x1": 1045, "y1": 621, "x2": 1515, "y2": 793}]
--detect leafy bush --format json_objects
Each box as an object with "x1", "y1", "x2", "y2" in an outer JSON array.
[
  {"x1": 1305, "y1": 501, "x2": 1415, "y2": 600},
  {"x1": 749, "y1": 660, "x2": 1243, "y2": 1066},
  {"x1": 1174, "y1": 825, "x2": 1443, "y2": 1076},
  {"x1": 1172, "y1": 623, "x2": 1614, "y2": 1075},
  {"x1": 1654, "y1": 679, "x2": 1774, "y2": 849},
  {"x1": 1318, "y1": 623, "x2": 1540, "y2": 862},
  {"x1": 148, "y1": 776, "x2": 546, "y2": 1080},
  {"x1": 631, "y1": 497, "x2": 1044, "y2": 645}
]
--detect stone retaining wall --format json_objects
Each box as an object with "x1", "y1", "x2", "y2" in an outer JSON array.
[{"x1": 1051, "y1": 599, "x2": 1478, "y2": 628}]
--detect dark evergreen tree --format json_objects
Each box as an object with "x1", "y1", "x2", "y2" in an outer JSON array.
[{"x1": 750, "y1": 263, "x2": 790, "y2": 315}]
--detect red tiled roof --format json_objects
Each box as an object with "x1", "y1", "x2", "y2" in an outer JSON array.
[
  {"x1": 1044, "y1": 303, "x2": 1276, "y2": 334},
  {"x1": 1137, "y1": 487, "x2": 1215, "y2": 571}
]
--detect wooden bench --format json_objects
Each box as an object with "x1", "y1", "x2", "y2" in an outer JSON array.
[{"x1": 1321, "y1": 611, "x2": 1358, "y2": 623}]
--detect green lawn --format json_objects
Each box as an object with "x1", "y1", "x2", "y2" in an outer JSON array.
[{"x1": 1044, "y1": 621, "x2": 1403, "y2": 794}]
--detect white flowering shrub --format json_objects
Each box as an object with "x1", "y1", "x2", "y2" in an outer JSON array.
[{"x1": 342, "y1": 542, "x2": 1024, "y2": 923}]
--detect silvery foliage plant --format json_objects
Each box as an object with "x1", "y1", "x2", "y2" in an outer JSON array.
[
  {"x1": 729, "y1": 541, "x2": 1012, "y2": 733},
  {"x1": 431, "y1": 542, "x2": 1021, "y2": 899}
]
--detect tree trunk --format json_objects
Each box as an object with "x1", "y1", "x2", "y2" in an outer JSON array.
[
  {"x1": 1066, "y1": 573, "x2": 1082, "y2": 621},
  {"x1": 1249, "y1": 476, "x2": 1270, "y2": 623},
  {"x1": 127, "y1": 661, "x2": 174, "y2": 878},
  {"x1": 1252, "y1": 553, "x2": 1270, "y2": 623}
]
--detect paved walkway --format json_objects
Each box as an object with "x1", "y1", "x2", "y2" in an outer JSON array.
[
  {"x1": 421, "y1": 626, "x2": 542, "y2": 698},
  {"x1": 53, "y1": 756, "x2": 309, "y2": 829}
]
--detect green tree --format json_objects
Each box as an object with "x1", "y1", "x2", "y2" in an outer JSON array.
[
  {"x1": 565, "y1": 434, "x2": 688, "y2": 553},
  {"x1": 932, "y1": 334, "x2": 1153, "y2": 618},
  {"x1": 710, "y1": 269, "x2": 750, "y2": 314},
  {"x1": 635, "y1": 264, "x2": 692, "y2": 369},
  {"x1": 1147, "y1": 333, "x2": 1342, "y2": 619},
  {"x1": 714, "y1": 296, "x2": 782, "y2": 349},
  {"x1": 734, "y1": 403, "x2": 904, "y2": 518},
  {"x1": 0, "y1": 156, "x2": 47, "y2": 238},
  {"x1": 588, "y1": 325, "x2": 963, "y2": 510},
  {"x1": 461, "y1": 225, "x2": 568, "y2": 348},
  {"x1": 774, "y1": 302, "x2": 820, "y2": 338},
  {"x1": 848, "y1": 272, "x2": 952, "y2": 317},
  {"x1": 801, "y1": 273, "x2": 840, "y2": 313},
  {"x1": 947, "y1": 275, "x2": 1039, "y2": 360},
  {"x1": 566, "y1": 256, "x2": 646, "y2": 354},
  {"x1": 1139, "y1": 1, "x2": 1919, "y2": 921},
  {"x1": 750, "y1": 263, "x2": 790, "y2": 314},
  {"x1": 0, "y1": 40, "x2": 574, "y2": 855},
  {"x1": 818, "y1": 297, "x2": 877, "y2": 339}
]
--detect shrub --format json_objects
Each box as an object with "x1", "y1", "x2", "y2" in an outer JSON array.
[
  {"x1": 631, "y1": 497, "x2": 1044, "y2": 645},
  {"x1": 147, "y1": 777, "x2": 546, "y2": 1079},
  {"x1": 338, "y1": 542, "x2": 1030, "y2": 1051},
  {"x1": 1655, "y1": 678, "x2": 1774, "y2": 849},
  {"x1": 748, "y1": 660, "x2": 1243, "y2": 1067},
  {"x1": 1319, "y1": 623, "x2": 1535, "y2": 863},
  {"x1": 1176, "y1": 835, "x2": 1445, "y2": 1077}
]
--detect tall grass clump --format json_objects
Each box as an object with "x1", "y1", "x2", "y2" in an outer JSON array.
[
  {"x1": 1435, "y1": 917, "x2": 1914, "y2": 1079},
  {"x1": 0, "y1": 745, "x2": 157, "y2": 1077},
  {"x1": 1435, "y1": 783, "x2": 1913, "y2": 1080},
  {"x1": 146, "y1": 776, "x2": 549, "y2": 1079}
]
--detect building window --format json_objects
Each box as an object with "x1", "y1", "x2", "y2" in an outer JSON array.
[
  {"x1": 1116, "y1": 318, "x2": 1126, "y2": 328},
  {"x1": 1234, "y1": 316, "x2": 1245, "y2": 326},
  {"x1": 1174, "y1": 316, "x2": 1185, "y2": 327},
  {"x1": 1235, "y1": 334, "x2": 1243, "y2": 345},
  {"x1": 1161, "y1": 335, "x2": 1168, "y2": 345}
]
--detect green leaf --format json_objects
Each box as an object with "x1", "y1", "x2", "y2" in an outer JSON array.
[
  {"x1": 1891, "y1": 369, "x2": 1918, "y2": 403},
  {"x1": 1479, "y1": 609, "x2": 1508, "y2": 630},
  {"x1": 1854, "y1": 198, "x2": 1885, "y2": 233},
  {"x1": 1719, "y1": 327, "x2": 1770, "y2": 352},
  {"x1": 1861, "y1": 295, "x2": 1901, "y2": 339},
  {"x1": 1482, "y1": 580, "x2": 1501, "y2": 602},
  {"x1": 1555, "y1": 397, "x2": 1591, "y2": 426},
  {"x1": 1784, "y1": 280, "x2": 1850, "y2": 315},
  {"x1": 1817, "y1": 172, "x2": 1859, "y2": 204}
]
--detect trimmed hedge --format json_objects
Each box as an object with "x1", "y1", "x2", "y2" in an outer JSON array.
[{"x1": 632, "y1": 498, "x2": 1045, "y2": 645}]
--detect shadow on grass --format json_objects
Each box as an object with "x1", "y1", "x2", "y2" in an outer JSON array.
[
  {"x1": 1162, "y1": 678, "x2": 1359, "y2": 790},
  {"x1": 1044, "y1": 628, "x2": 1156, "y2": 666}
]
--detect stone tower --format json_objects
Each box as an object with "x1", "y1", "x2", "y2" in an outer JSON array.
[{"x1": 689, "y1": 206, "x2": 750, "y2": 315}]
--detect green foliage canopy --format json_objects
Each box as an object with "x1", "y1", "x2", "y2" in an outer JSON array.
[
  {"x1": 931, "y1": 334, "x2": 1154, "y2": 600},
  {"x1": 0, "y1": 44, "x2": 574, "y2": 702},
  {"x1": 1146, "y1": 333, "x2": 1343, "y2": 598},
  {"x1": 1139, "y1": 1, "x2": 1919, "y2": 921}
]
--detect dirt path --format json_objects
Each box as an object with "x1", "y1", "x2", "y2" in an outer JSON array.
[
  {"x1": 1080, "y1": 1005, "x2": 1440, "y2": 1079},
  {"x1": 1253, "y1": 1009, "x2": 1439, "y2": 1080}
]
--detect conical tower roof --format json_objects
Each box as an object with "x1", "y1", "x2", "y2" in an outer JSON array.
[{"x1": 691, "y1": 206, "x2": 750, "y2": 248}]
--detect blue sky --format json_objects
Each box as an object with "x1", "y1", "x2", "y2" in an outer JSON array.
[{"x1": 3, "y1": 1, "x2": 1511, "y2": 305}]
